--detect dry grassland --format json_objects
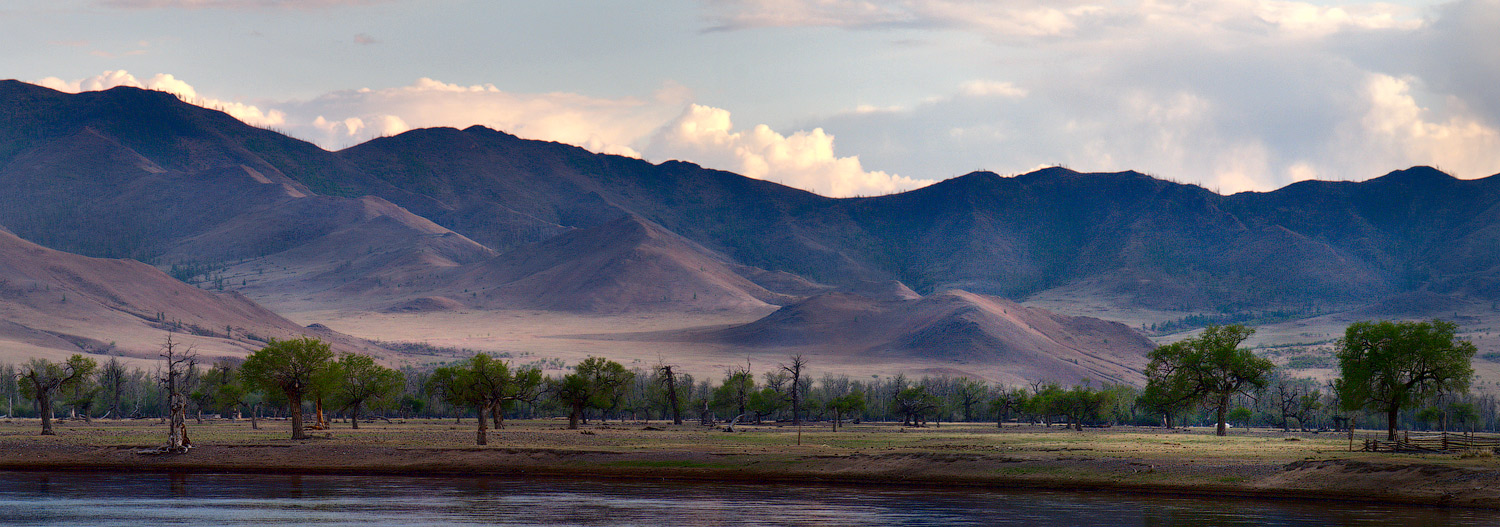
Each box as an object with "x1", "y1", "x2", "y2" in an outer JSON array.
[{"x1": 3, "y1": 417, "x2": 1498, "y2": 508}]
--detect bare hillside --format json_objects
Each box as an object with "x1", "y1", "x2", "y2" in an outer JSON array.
[
  {"x1": 0, "y1": 228, "x2": 387, "y2": 365},
  {"x1": 691, "y1": 290, "x2": 1154, "y2": 385}
]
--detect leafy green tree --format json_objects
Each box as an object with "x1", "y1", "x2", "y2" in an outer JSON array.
[
  {"x1": 1025, "y1": 383, "x2": 1067, "y2": 426},
  {"x1": 240, "y1": 337, "x2": 334, "y2": 440},
  {"x1": 1227, "y1": 406, "x2": 1253, "y2": 431},
  {"x1": 1053, "y1": 385, "x2": 1113, "y2": 431},
  {"x1": 827, "y1": 391, "x2": 865, "y2": 431},
  {"x1": 891, "y1": 385, "x2": 940, "y2": 426},
  {"x1": 710, "y1": 367, "x2": 755, "y2": 421},
  {"x1": 1336, "y1": 320, "x2": 1475, "y2": 440},
  {"x1": 1136, "y1": 381, "x2": 1195, "y2": 429},
  {"x1": 330, "y1": 353, "x2": 404, "y2": 430},
  {"x1": 426, "y1": 354, "x2": 540, "y2": 445},
  {"x1": 61, "y1": 364, "x2": 101, "y2": 423},
  {"x1": 18, "y1": 355, "x2": 97, "y2": 435},
  {"x1": 551, "y1": 357, "x2": 633, "y2": 429},
  {"x1": 748, "y1": 386, "x2": 787, "y2": 423},
  {"x1": 1144, "y1": 325, "x2": 1274, "y2": 436}
]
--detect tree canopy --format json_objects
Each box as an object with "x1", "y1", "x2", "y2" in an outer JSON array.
[
  {"x1": 18, "y1": 354, "x2": 96, "y2": 435},
  {"x1": 427, "y1": 353, "x2": 541, "y2": 444},
  {"x1": 330, "y1": 352, "x2": 405, "y2": 431},
  {"x1": 1143, "y1": 324, "x2": 1274, "y2": 436},
  {"x1": 551, "y1": 356, "x2": 633, "y2": 429},
  {"x1": 1335, "y1": 319, "x2": 1475, "y2": 440},
  {"x1": 240, "y1": 337, "x2": 334, "y2": 440}
]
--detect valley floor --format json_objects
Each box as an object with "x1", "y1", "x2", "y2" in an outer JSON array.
[{"x1": 3, "y1": 418, "x2": 1498, "y2": 509}]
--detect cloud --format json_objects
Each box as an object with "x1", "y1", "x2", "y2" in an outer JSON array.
[
  {"x1": 1341, "y1": 73, "x2": 1500, "y2": 180},
  {"x1": 700, "y1": 0, "x2": 1422, "y2": 42},
  {"x1": 958, "y1": 80, "x2": 1027, "y2": 99},
  {"x1": 34, "y1": 71, "x2": 286, "y2": 128},
  {"x1": 276, "y1": 77, "x2": 675, "y2": 157},
  {"x1": 702, "y1": 0, "x2": 1497, "y2": 193},
  {"x1": 99, "y1": 0, "x2": 389, "y2": 8},
  {"x1": 645, "y1": 104, "x2": 933, "y2": 197}
]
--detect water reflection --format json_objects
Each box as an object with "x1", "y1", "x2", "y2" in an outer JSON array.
[{"x1": 0, "y1": 471, "x2": 1485, "y2": 526}]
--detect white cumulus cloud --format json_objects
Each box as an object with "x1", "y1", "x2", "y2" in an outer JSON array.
[{"x1": 646, "y1": 104, "x2": 934, "y2": 197}]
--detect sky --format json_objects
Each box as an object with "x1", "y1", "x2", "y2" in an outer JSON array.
[{"x1": 3, "y1": 0, "x2": 1498, "y2": 197}]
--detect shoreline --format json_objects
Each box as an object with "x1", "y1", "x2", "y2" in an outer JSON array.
[{"x1": 3, "y1": 442, "x2": 1497, "y2": 509}]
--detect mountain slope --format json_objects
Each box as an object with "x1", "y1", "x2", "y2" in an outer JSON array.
[
  {"x1": 0, "y1": 82, "x2": 497, "y2": 312},
  {"x1": 6, "y1": 80, "x2": 1500, "y2": 317},
  {"x1": 0, "y1": 228, "x2": 385, "y2": 364},
  {"x1": 699, "y1": 290, "x2": 1154, "y2": 385}
]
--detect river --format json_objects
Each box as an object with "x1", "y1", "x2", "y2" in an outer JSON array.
[{"x1": 0, "y1": 471, "x2": 1487, "y2": 526}]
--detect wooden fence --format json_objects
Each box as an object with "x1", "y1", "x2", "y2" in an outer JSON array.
[{"x1": 1362, "y1": 432, "x2": 1500, "y2": 453}]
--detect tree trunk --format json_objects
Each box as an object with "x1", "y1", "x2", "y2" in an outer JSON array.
[
  {"x1": 663, "y1": 367, "x2": 682, "y2": 426},
  {"x1": 350, "y1": 403, "x2": 361, "y2": 430},
  {"x1": 315, "y1": 395, "x2": 328, "y2": 429},
  {"x1": 1387, "y1": 404, "x2": 1400, "y2": 441},
  {"x1": 169, "y1": 392, "x2": 189, "y2": 451},
  {"x1": 833, "y1": 410, "x2": 841, "y2": 432},
  {"x1": 475, "y1": 405, "x2": 489, "y2": 445},
  {"x1": 1215, "y1": 397, "x2": 1229, "y2": 437},
  {"x1": 250, "y1": 403, "x2": 260, "y2": 430},
  {"x1": 290, "y1": 392, "x2": 307, "y2": 440},
  {"x1": 37, "y1": 391, "x2": 54, "y2": 435},
  {"x1": 492, "y1": 404, "x2": 504, "y2": 429},
  {"x1": 568, "y1": 404, "x2": 582, "y2": 430}
]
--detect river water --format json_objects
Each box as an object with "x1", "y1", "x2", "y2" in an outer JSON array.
[{"x1": 0, "y1": 471, "x2": 1488, "y2": 526}]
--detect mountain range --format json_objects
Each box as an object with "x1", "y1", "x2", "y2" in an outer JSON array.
[{"x1": 2, "y1": 79, "x2": 1497, "y2": 382}]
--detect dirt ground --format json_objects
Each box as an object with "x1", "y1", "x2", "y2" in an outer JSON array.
[{"x1": 2, "y1": 418, "x2": 1498, "y2": 509}]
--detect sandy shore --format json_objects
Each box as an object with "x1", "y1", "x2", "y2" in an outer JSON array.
[{"x1": 2, "y1": 419, "x2": 1497, "y2": 508}]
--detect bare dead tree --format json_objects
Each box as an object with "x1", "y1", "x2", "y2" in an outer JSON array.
[
  {"x1": 159, "y1": 334, "x2": 196, "y2": 453},
  {"x1": 780, "y1": 355, "x2": 806, "y2": 426},
  {"x1": 1274, "y1": 381, "x2": 1303, "y2": 432},
  {"x1": 656, "y1": 364, "x2": 683, "y2": 425}
]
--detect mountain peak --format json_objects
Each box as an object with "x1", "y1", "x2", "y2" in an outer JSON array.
[{"x1": 1371, "y1": 166, "x2": 1456, "y2": 184}]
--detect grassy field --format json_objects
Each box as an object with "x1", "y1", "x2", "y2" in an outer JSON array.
[{"x1": 2, "y1": 417, "x2": 1497, "y2": 507}]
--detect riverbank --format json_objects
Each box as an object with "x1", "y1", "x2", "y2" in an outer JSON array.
[{"x1": 2, "y1": 419, "x2": 1496, "y2": 508}]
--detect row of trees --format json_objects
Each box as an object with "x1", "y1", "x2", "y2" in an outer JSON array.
[
  {"x1": 1143, "y1": 320, "x2": 1476, "y2": 440},
  {"x1": 3, "y1": 319, "x2": 1481, "y2": 445}
]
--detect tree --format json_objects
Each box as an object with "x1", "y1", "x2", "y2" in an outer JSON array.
[
  {"x1": 17, "y1": 355, "x2": 97, "y2": 435},
  {"x1": 952, "y1": 378, "x2": 988, "y2": 422},
  {"x1": 891, "y1": 386, "x2": 940, "y2": 426},
  {"x1": 989, "y1": 387, "x2": 1029, "y2": 428},
  {"x1": 330, "y1": 353, "x2": 404, "y2": 430},
  {"x1": 551, "y1": 357, "x2": 633, "y2": 429},
  {"x1": 827, "y1": 391, "x2": 865, "y2": 431},
  {"x1": 780, "y1": 355, "x2": 806, "y2": 426},
  {"x1": 711, "y1": 366, "x2": 755, "y2": 422},
  {"x1": 655, "y1": 364, "x2": 684, "y2": 425},
  {"x1": 1335, "y1": 320, "x2": 1476, "y2": 441},
  {"x1": 240, "y1": 337, "x2": 334, "y2": 440},
  {"x1": 426, "y1": 353, "x2": 535, "y2": 445},
  {"x1": 1144, "y1": 325, "x2": 1274, "y2": 436},
  {"x1": 1227, "y1": 406, "x2": 1253, "y2": 431},
  {"x1": 99, "y1": 357, "x2": 128, "y2": 419},
  {"x1": 1053, "y1": 385, "x2": 1112, "y2": 431}
]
